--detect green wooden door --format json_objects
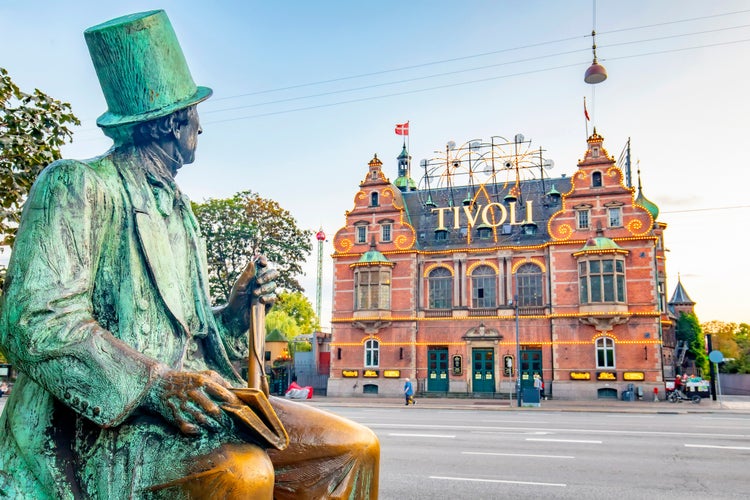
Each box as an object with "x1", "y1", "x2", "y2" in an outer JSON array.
[
  {"x1": 520, "y1": 349, "x2": 542, "y2": 390},
  {"x1": 427, "y1": 348, "x2": 449, "y2": 392},
  {"x1": 472, "y1": 348, "x2": 495, "y2": 393}
]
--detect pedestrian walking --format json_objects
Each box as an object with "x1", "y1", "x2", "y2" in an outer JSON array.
[{"x1": 403, "y1": 378, "x2": 416, "y2": 405}]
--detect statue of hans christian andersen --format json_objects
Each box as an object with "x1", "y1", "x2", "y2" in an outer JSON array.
[{"x1": 0, "y1": 10, "x2": 379, "y2": 499}]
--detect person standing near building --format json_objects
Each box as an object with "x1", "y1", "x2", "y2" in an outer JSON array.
[{"x1": 403, "y1": 378, "x2": 415, "y2": 405}]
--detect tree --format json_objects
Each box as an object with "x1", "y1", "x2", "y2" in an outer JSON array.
[
  {"x1": 702, "y1": 321, "x2": 750, "y2": 374},
  {"x1": 1, "y1": 67, "x2": 80, "y2": 247},
  {"x1": 192, "y1": 190, "x2": 313, "y2": 305},
  {"x1": 273, "y1": 291, "x2": 320, "y2": 336},
  {"x1": 676, "y1": 312, "x2": 708, "y2": 376}
]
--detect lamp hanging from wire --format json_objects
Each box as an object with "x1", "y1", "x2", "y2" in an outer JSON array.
[{"x1": 584, "y1": 1, "x2": 607, "y2": 84}]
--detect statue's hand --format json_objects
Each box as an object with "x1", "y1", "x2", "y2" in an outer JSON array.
[
  {"x1": 146, "y1": 369, "x2": 240, "y2": 435},
  {"x1": 225, "y1": 255, "x2": 279, "y2": 327}
]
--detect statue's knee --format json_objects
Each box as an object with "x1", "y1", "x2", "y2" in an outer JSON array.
[{"x1": 220, "y1": 444, "x2": 275, "y2": 494}]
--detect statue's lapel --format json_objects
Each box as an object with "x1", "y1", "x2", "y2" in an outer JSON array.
[{"x1": 115, "y1": 155, "x2": 189, "y2": 332}]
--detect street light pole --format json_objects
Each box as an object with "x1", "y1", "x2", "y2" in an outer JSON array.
[{"x1": 515, "y1": 288, "x2": 521, "y2": 408}]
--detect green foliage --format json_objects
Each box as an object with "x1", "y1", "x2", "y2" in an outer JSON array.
[
  {"x1": 273, "y1": 291, "x2": 320, "y2": 336},
  {"x1": 192, "y1": 190, "x2": 313, "y2": 305},
  {"x1": 1, "y1": 67, "x2": 80, "y2": 246},
  {"x1": 676, "y1": 312, "x2": 708, "y2": 376},
  {"x1": 266, "y1": 310, "x2": 301, "y2": 340},
  {"x1": 702, "y1": 321, "x2": 750, "y2": 374}
]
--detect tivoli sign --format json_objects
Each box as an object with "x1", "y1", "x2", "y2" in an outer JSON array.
[{"x1": 431, "y1": 201, "x2": 535, "y2": 231}]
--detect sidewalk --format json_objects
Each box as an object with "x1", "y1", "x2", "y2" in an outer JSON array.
[
  {"x1": 301, "y1": 394, "x2": 750, "y2": 414},
  {"x1": 2, "y1": 393, "x2": 749, "y2": 417}
]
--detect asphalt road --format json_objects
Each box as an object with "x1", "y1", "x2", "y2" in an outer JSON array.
[
  {"x1": 2, "y1": 396, "x2": 748, "y2": 499},
  {"x1": 320, "y1": 404, "x2": 750, "y2": 500}
]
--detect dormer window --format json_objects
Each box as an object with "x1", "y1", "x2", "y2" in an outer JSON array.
[
  {"x1": 592, "y1": 171, "x2": 602, "y2": 187},
  {"x1": 371, "y1": 192, "x2": 379, "y2": 207},
  {"x1": 592, "y1": 146, "x2": 600, "y2": 158}
]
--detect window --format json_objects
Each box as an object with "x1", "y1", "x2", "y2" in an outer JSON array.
[
  {"x1": 517, "y1": 263, "x2": 543, "y2": 306},
  {"x1": 577, "y1": 210, "x2": 590, "y2": 229},
  {"x1": 428, "y1": 267, "x2": 452, "y2": 309},
  {"x1": 435, "y1": 229, "x2": 448, "y2": 241},
  {"x1": 608, "y1": 207, "x2": 622, "y2": 227},
  {"x1": 471, "y1": 265, "x2": 496, "y2": 308},
  {"x1": 592, "y1": 171, "x2": 602, "y2": 187},
  {"x1": 579, "y1": 258, "x2": 626, "y2": 304},
  {"x1": 355, "y1": 268, "x2": 391, "y2": 310},
  {"x1": 381, "y1": 222, "x2": 392, "y2": 242},
  {"x1": 371, "y1": 192, "x2": 379, "y2": 207},
  {"x1": 364, "y1": 338, "x2": 379, "y2": 367},
  {"x1": 356, "y1": 225, "x2": 367, "y2": 244},
  {"x1": 596, "y1": 337, "x2": 615, "y2": 368}
]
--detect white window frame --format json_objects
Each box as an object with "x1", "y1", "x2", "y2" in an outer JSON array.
[
  {"x1": 364, "y1": 338, "x2": 380, "y2": 368},
  {"x1": 577, "y1": 209, "x2": 590, "y2": 230},
  {"x1": 596, "y1": 337, "x2": 616, "y2": 369}
]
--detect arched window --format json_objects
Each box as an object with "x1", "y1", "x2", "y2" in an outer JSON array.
[
  {"x1": 471, "y1": 265, "x2": 496, "y2": 308},
  {"x1": 364, "y1": 338, "x2": 379, "y2": 368},
  {"x1": 371, "y1": 192, "x2": 379, "y2": 206},
  {"x1": 592, "y1": 171, "x2": 602, "y2": 187},
  {"x1": 517, "y1": 263, "x2": 543, "y2": 307},
  {"x1": 596, "y1": 337, "x2": 615, "y2": 368},
  {"x1": 428, "y1": 267, "x2": 452, "y2": 309}
]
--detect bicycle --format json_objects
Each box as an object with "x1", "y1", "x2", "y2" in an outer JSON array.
[{"x1": 667, "y1": 388, "x2": 701, "y2": 404}]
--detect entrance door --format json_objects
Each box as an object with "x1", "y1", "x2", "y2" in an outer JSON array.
[
  {"x1": 472, "y1": 348, "x2": 495, "y2": 393},
  {"x1": 427, "y1": 348, "x2": 449, "y2": 392},
  {"x1": 520, "y1": 349, "x2": 542, "y2": 390}
]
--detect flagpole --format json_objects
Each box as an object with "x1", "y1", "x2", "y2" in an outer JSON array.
[{"x1": 584, "y1": 96, "x2": 589, "y2": 139}]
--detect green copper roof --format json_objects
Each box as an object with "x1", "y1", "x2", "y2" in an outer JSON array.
[
  {"x1": 636, "y1": 189, "x2": 660, "y2": 220},
  {"x1": 352, "y1": 248, "x2": 394, "y2": 267},
  {"x1": 397, "y1": 144, "x2": 409, "y2": 160},
  {"x1": 394, "y1": 175, "x2": 417, "y2": 190},
  {"x1": 574, "y1": 236, "x2": 627, "y2": 255}
]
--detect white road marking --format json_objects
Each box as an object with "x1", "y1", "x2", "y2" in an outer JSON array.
[
  {"x1": 430, "y1": 475, "x2": 566, "y2": 487},
  {"x1": 388, "y1": 433, "x2": 455, "y2": 438},
  {"x1": 685, "y1": 444, "x2": 750, "y2": 450},
  {"x1": 462, "y1": 451, "x2": 574, "y2": 459},
  {"x1": 526, "y1": 438, "x2": 602, "y2": 444}
]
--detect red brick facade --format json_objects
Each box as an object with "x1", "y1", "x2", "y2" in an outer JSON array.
[{"x1": 328, "y1": 133, "x2": 676, "y2": 400}]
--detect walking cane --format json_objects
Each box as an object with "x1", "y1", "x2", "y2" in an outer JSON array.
[{"x1": 247, "y1": 256, "x2": 270, "y2": 395}]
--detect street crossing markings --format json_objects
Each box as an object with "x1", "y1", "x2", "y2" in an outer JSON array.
[
  {"x1": 462, "y1": 451, "x2": 574, "y2": 459},
  {"x1": 685, "y1": 444, "x2": 750, "y2": 450},
  {"x1": 430, "y1": 476, "x2": 566, "y2": 487},
  {"x1": 525, "y1": 438, "x2": 602, "y2": 444}
]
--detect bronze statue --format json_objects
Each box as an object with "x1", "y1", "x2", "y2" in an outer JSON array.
[{"x1": 0, "y1": 10, "x2": 379, "y2": 499}]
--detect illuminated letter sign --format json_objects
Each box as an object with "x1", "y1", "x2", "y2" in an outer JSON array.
[
  {"x1": 597, "y1": 371, "x2": 617, "y2": 381},
  {"x1": 623, "y1": 372, "x2": 645, "y2": 381},
  {"x1": 383, "y1": 370, "x2": 401, "y2": 378},
  {"x1": 570, "y1": 371, "x2": 591, "y2": 380},
  {"x1": 342, "y1": 370, "x2": 359, "y2": 378},
  {"x1": 363, "y1": 370, "x2": 379, "y2": 378}
]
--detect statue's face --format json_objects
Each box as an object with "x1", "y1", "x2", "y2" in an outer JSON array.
[{"x1": 176, "y1": 106, "x2": 201, "y2": 165}]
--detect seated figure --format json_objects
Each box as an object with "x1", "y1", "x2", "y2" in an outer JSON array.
[{"x1": 0, "y1": 10, "x2": 379, "y2": 499}]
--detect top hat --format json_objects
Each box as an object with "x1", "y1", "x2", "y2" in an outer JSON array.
[{"x1": 84, "y1": 10, "x2": 212, "y2": 128}]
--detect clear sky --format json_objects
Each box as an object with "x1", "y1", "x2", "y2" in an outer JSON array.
[{"x1": 2, "y1": 0, "x2": 749, "y2": 328}]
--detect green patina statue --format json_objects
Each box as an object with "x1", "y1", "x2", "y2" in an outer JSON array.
[{"x1": 0, "y1": 10, "x2": 378, "y2": 499}]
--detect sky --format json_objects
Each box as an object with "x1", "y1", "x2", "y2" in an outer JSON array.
[{"x1": 2, "y1": 0, "x2": 749, "y2": 328}]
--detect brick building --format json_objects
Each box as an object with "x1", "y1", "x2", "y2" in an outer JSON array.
[{"x1": 327, "y1": 131, "x2": 680, "y2": 400}]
